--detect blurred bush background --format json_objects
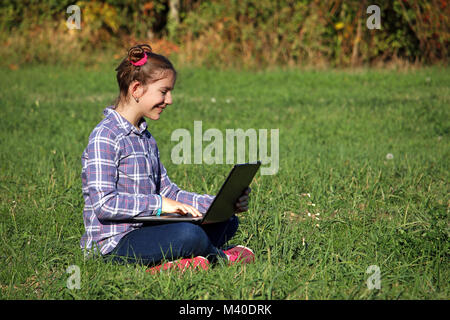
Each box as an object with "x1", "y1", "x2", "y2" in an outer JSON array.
[{"x1": 0, "y1": 0, "x2": 448, "y2": 69}]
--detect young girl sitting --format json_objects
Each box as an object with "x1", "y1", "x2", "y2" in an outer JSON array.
[{"x1": 80, "y1": 44, "x2": 254, "y2": 273}]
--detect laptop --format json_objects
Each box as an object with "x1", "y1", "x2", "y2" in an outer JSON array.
[{"x1": 130, "y1": 161, "x2": 261, "y2": 224}]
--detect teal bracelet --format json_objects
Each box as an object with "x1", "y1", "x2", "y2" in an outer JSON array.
[{"x1": 156, "y1": 195, "x2": 162, "y2": 216}]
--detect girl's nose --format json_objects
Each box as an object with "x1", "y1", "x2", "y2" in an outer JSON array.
[{"x1": 165, "y1": 91, "x2": 172, "y2": 105}]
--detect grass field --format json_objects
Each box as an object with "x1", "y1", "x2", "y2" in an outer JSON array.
[{"x1": 0, "y1": 64, "x2": 448, "y2": 300}]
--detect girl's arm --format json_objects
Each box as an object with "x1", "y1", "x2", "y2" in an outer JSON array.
[
  {"x1": 83, "y1": 127, "x2": 161, "y2": 221},
  {"x1": 158, "y1": 161, "x2": 215, "y2": 214}
]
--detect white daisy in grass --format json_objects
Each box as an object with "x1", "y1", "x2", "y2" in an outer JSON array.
[
  {"x1": 386, "y1": 153, "x2": 394, "y2": 160},
  {"x1": 300, "y1": 193, "x2": 311, "y2": 198}
]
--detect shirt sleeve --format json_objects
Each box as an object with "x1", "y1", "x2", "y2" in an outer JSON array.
[
  {"x1": 84, "y1": 127, "x2": 161, "y2": 221},
  {"x1": 158, "y1": 160, "x2": 215, "y2": 214}
]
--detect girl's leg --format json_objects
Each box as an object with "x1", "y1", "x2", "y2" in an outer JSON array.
[
  {"x1": 105, "y1": 222, "x2": 226, "y2": 265},
  {"x1": 201, "y1": 215, "x2": 239, "y2": 248},
  {"x1": 202, "y1": 215, "x2": 254, "y2": 265}
]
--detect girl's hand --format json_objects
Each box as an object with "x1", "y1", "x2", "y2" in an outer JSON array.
[
  {"x1": 161, "y1": 196, "x2": 202, "y2": 217},
  {"x1": 234, "y1": 187, "x2": 251, "y2": 213}
]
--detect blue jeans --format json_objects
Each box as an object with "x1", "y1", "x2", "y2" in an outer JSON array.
[{"x1": 105, "y1": 215, "x2": 239, "y2": 266}]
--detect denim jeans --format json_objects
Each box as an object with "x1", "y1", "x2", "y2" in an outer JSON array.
[{"x1": 104, "y1": 215, "x2": 239, "y2": 266}]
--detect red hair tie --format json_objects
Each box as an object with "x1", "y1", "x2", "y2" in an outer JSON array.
[{"x1": 130, "y1": 53, "x2": 148, "y2": 66}]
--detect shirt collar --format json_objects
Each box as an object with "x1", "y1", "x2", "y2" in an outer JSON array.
[{"x1": 103, "y1": 106, "x2": 148, "y2": 136}]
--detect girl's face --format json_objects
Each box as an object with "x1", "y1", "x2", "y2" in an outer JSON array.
[{"x1": 136, "y1": 72, "x2": 176, "y2": 121}]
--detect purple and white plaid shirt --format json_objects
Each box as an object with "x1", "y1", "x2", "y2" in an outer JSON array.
[{"x1": 80, "y1": 106, "x2": 215, "y2": 256}]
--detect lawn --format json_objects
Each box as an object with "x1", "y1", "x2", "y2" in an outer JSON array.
[{"x1": 0, "y1": 63, "x2": 448, "y2": 299}]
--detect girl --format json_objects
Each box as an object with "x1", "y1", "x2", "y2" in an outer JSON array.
[{"x1": 80, "y1": 44, "x2": 254, "y2": 273}]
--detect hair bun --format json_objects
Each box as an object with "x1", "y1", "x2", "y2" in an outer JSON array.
[{"x1": 128, "y1": 44, "x2": 152, "y2": 63}]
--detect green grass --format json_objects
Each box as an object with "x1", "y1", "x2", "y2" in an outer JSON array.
[{"x1": 0, "y1": 63, "x2": 448, "y2": 299}]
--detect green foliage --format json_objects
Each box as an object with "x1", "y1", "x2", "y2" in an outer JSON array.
[
  {"x1": 0, "y1": 0, "x2": 170, "y2": 67},
  {"x1": 0, "y1": 0, "x2": 73, "y2": 31},
  {"x1": 0, "y1": 0, "x2": 448, "y2": 68},
  {"x1": 177, "y1": 0, "x2": 449, "y2": 67},
  {"x1": 0, "y1": 0, "x2": 167, "y2": 36}
]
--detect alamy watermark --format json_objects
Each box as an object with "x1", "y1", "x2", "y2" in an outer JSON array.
[
  {"x1": 366, "y1": 265, "x2": 381, "y2": 290},
  {"x1": 66, "y1": 4, "x2": 380, "y2": 31},
  {"x1": 366, "y1": 5, "x2": 381, "y2": 30},
  {"x1": 66, "y1": 5, "x2": 81, "y2": 30},
  {"x1": 171, "y1": 121, "x2": 279, "y2": 175},
  {"x1": 66, "y1": 265, "x2": 81, "y2": 290}
]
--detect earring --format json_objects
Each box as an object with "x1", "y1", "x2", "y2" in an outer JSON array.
[{"x1": 134, "y1": 96, "x2": 139, "y2": 103}]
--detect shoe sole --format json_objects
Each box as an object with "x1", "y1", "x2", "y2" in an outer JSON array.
[{"x1": 147, "y1": 256, "x2": 209, "y2": 274}]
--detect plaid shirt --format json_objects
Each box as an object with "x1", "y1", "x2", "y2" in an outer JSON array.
[{"x1": 80, "y1": 106, "x2": 214, "y2": 256}]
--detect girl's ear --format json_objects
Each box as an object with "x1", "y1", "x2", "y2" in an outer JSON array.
[{"x1": 129, "y1": 81, "x2": 144, "y2": 100}]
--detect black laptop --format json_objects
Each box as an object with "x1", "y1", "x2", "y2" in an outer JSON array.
[{"x1": 130, "y1": 161, "x2": 261, "y2": 224}]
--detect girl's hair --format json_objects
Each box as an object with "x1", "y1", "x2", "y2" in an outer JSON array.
[{"x1": 114, "y1": 44, "x2": 176, "y2": 107}]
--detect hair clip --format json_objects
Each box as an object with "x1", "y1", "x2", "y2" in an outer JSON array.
[{"x1": 130, "y1": 53, "x2": 148, "y2": 66}]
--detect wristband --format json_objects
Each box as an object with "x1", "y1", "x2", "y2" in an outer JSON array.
[{"x1": 156, "y1": 194, "x2": 162, "y2": 216}]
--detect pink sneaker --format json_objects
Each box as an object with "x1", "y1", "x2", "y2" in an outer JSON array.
[
  {"x1": 223, "y1": 245, "x2": 255, "y2": 264},
  {"x1": 146, "y1": 256, "x2": 209, "y2": 274}
]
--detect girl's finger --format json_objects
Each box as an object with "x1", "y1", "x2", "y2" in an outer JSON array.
[
  {"x1": 239, "y1": 201, "x2": 248, "y2": 207},
  {"x1": 181, "y1": 205, "x2": 192, "y2": 216},
  {"x1": 191, "y1": 207, "x2": 201, "y2": 217},
  {"x1": 238, "y1": 195, "x2": 249, "y2": 202},
  {"x1": 180, "y1": 204, "x2": 192, "y2": 215},
  {"x1": 236, "y1": 206, "x2": 248, "y2": 212},
  {"x1": 184, "y1": 204, "x2": 201, "y2": 217}
]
